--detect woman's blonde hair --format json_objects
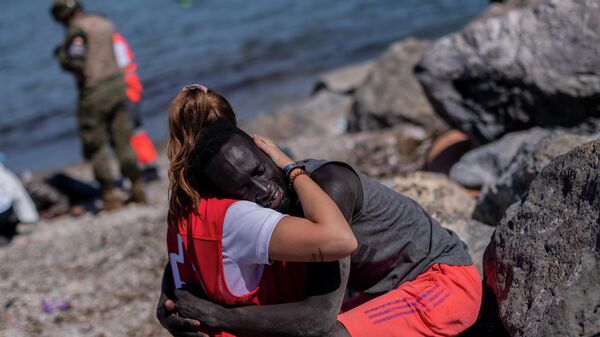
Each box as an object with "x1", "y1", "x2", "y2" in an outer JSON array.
[{"x1": 167, "y1": 87, "x2": 236, "y2": 228}]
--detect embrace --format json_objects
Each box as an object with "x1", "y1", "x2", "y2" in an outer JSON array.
[{"x1": 157, "y1": 85, "x2": 482, "y2": 337}]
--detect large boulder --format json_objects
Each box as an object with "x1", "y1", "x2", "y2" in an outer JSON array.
[
  {"x1": 479, "y1": 0, "x2": 535, "y2": 21},
  {"x1": 474, "y1": 132, "x2": 598, "y2": 225},
  {"x1": 449, "y1": 128, "x2": 550, "y2": 189},
  {"x1": 284, "y1": 124, "x2": 430, "y2": 179},
  {"x1": 483, "y1": 139, "x2": 600, "y2": 337},
  {"x1": 242, "y1": 91, "x2": 352, "y2": 141},
  {"x1": 313, "y1": 61, "x2": 373, "y2": 95},
  {"x1": 392, "y1": 172, "x2": 495, "y2": 273},
  {"x1": 349, "y1": 38, "x2": 447, "y2": 134},
  {"x1": 416, "y1": 0, "x2": 600, "y2": 144}
]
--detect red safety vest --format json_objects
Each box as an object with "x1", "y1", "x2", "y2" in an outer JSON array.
[
  {"x1": 166, "y1": 198, "x2": 307, "y2": 336},
  {"x1": 112, "y1": 32, "x2": 143, "y2": 103}
]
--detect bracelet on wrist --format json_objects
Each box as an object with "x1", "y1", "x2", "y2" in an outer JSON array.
[
  {"x1": 282, "y1": 162, "x2": 305, "y2": 180},
  {"x1": 288, "y1": 169, "x2": 309, "y2": 189},
  {"x1": 282, "y1": 162, "x2": 298, "y2": 177}
]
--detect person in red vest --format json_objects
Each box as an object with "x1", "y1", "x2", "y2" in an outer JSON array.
[
  {"x1": 163, "y1": 85, "x2": 356, "y2": 337},
  {"x1": 112, "y1": 32, "x2": 159, "y2": 181},
  {"x1": 157, "y1": 85, "x2": 481, "y2": 337}
]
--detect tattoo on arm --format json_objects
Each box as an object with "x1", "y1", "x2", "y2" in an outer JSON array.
[{"x1": 311, "y1": 248, "x2": 324, "y2": 262}]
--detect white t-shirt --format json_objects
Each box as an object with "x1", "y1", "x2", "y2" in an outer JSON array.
[
  {"x1": 222, "y1": 200, "x2": 286, "y2": 296},
  {"x1": 0, "y1": 164, "x2": 38, "y2": 223}
]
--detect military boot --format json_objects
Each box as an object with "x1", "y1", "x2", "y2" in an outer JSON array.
[
  {"x1": 102, "y1": 186, "x2": 124, "y2": 211},
  {"x1": 129, "y1": 179, "x2": 147, "y2": 204}
]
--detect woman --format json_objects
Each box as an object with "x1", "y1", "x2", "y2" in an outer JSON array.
[{"x1": 166, "y1": 85, "x2": 356, "y2": 318}]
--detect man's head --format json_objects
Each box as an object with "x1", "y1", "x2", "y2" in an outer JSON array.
[
  {"x1": 50, "y1": 0, "x2": 82, "y2": 24},
  {"x1": 190, "y1": 122, "x2": 293, "y2": 213}
]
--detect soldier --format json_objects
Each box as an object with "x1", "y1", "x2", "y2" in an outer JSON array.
[{"x1": 50, "y1": 0, "x2": 147, "y2": 210}]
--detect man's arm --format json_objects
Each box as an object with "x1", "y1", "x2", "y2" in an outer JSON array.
[
  {"x1": 55, "y1": 29, "x2": 86, "y2": 86},
  {"x1": 173, "y1": 164, "x2": 363, "y2": 337},
  {"x1": 175, "y1": 257, "x2": 350, "y2": 337}
]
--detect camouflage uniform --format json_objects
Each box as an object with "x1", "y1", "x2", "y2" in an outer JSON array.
[{"x1": 55, "y1": 13, "x2": 143, "y2": 200}]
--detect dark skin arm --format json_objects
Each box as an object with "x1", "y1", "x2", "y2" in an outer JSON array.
[
  {"x1": 161, "y1": 163, "x2": 363, "y2": 337},
  {"x1": 156, "y1": 264, "x2": 208, "y2": 337}
]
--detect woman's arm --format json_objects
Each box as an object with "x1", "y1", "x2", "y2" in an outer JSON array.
[
  {"x1": 253, "y1": 135, "x2": 357, "y2": 263},
  {"x1": 173, "y1": 163, "x2": 364, "y2": 337}
]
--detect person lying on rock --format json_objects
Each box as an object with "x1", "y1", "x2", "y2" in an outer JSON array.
[{"x1": 157, "y1": 86, "x2": 482, "y2": 337}]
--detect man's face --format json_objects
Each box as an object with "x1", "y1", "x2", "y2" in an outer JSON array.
[{"x1": 203, "y1": 134, "x2": 292, "y2": 213}]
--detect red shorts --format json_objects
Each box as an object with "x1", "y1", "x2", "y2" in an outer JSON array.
[{"x1": 338, "y1": 264, "x2": 482, "y2": 337}]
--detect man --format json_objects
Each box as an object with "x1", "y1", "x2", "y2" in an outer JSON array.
[
  {"x1": 158, "y1": 123, "x2": 482, "y2": 337},
  {"x1": 50, "y1": 0, "x2": 146, "y2": 210}
]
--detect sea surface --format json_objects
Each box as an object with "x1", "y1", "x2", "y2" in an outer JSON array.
[{"x1": 0, "y1": 0, "x2": 487, "y2": 173}]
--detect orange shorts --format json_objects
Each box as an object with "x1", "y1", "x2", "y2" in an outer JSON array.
[{"x1": 338, "y1": 264, "x2": 482, "y2": 337}]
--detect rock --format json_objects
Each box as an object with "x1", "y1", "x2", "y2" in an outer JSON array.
[
  {"x1": 483, "y1": 139, "x2": 600, "y2": 337},
  {"x1": 392, "y1": 172, "x2": 495, "y2": 273},
  {"x1": 478, "y1": 0, "x2": 535, "y2": 21},
  {"x1": 313, "y1": 61, "x2": 373, "y2": 95},
  {"x1": 393, "y1": 172, "x2": 475, "y2": 219},
  {"x1": 474, "y1": 132, "x2": 598, "y2": 225},
  {"x1": 449, "y1": 128, "x2": 551, "y2": 189},
  {"x1": 241, "y1": 91, "x2": 352, "y2": 141},
  {"x1": 349, "y1": 38, "x2": 447, "y2": 134},
  {"x1": 285, "y1": 124, "x2": 431, "y2": 179},
  {"x1": 0, "y1": 174, "x2": 170, "y2": 337},
  {"x1": 416, "y1": 0, "x2": 600, "y2": 144}
]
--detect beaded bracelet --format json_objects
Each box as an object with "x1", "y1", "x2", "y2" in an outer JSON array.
[
  {"x1": 288, "y1": 169, "x2": 309, "y2": 189},
  {"x1": 282, "y1": 162, "x2": 305, "y2": 180}
]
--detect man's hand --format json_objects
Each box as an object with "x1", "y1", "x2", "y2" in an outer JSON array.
[
  {"x1": 173, "y1": 288, "x2": 223, "y2": 329},
  {"x1": 156, "y1": 291, "x2": 208, "y2": 337}
]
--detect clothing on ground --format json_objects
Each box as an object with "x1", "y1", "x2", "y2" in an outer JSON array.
[{"x1": 0, "y1": 164, "x2": 39, "y2": 223}]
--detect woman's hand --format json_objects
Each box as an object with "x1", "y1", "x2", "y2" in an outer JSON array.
[{"x1": 252, "y1": 134, "x2": 293, "y2": 169}]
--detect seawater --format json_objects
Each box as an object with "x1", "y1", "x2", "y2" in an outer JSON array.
[{"x1": 0, "y1": 0, "x2": 487, "y2": 172}]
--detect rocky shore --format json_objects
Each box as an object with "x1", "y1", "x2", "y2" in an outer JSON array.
[{"x1": 1, "y1": 0, "x2": 599, "y2": 336}]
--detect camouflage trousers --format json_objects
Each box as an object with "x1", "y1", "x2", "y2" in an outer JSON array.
[{"x1": 77, "y1": 78, "x2": 141, "y2": 188}]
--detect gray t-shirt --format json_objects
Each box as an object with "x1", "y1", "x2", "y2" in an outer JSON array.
[{"x1": 301, "y1": 159, "x2": 472, "y2": 294}]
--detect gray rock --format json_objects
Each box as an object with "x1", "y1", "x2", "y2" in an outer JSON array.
[
  {"x1": 349, "y1": 38, "x2": 447, "y2": 134},
  {"x1": 393, "y1": 172, "x2": 475, "y2": 219},
  {"x1": 416, "y1": 0, "x2": 600, "y2": 144},
  {"x1": 0, "y1": 173, "x2": 171, "y2": 337},
  {"x1": 474, "y1": 132, "x2": 598, "y2": 225},
  {"x1": 483, "y1": 139, "x2": 600, "y2": 337},
  {"x1": 313, "y1": 61, "x2": 373, "y2": 95},
  {"x1": 392, "y1": 172, "x2": 495, "y2": 274},
  {"x1": 449, "y1": 128, "x2": 550, "y2": 189},
  {"x1": 478, "y1": 0, "x2": 535, "y2": 21},
  {"x1": 242, "y1": 91, "x2": 352, "y2": 141},
  {"x1": 285, "y1": 124, "x2": 430, "y2": 179}
]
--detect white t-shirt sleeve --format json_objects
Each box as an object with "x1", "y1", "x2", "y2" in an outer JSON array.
[
  {"x1": 221, "y1": 200, "x2": 285, "y2": 296},
  {"x1": 222, "y1": 200, "x2": 285, "y2": 265}
]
